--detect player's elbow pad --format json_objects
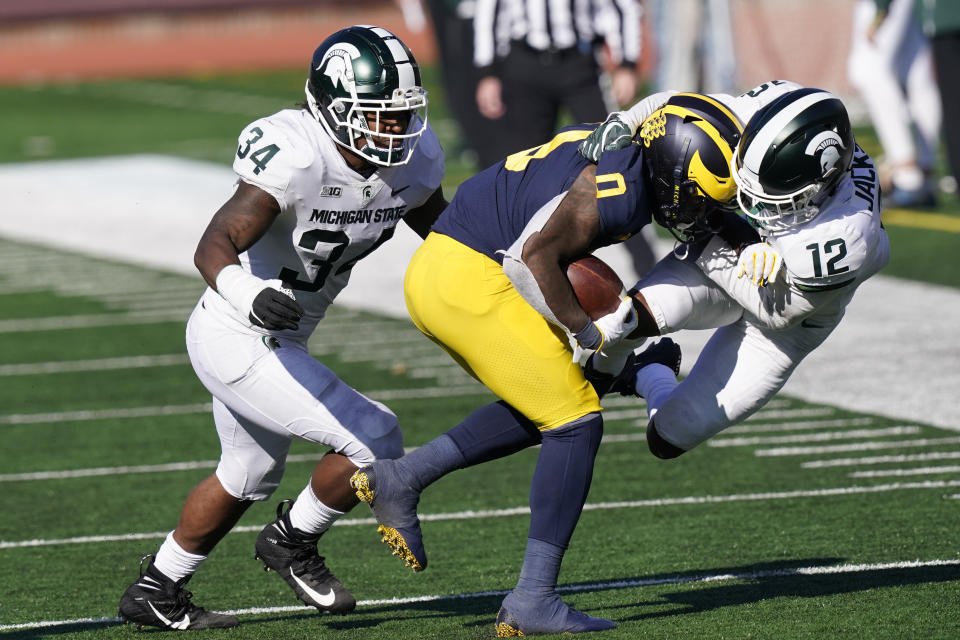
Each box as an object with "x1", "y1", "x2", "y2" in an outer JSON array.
[{"x1": 646, "y1": 420, "x2": 685, "y2": 459}]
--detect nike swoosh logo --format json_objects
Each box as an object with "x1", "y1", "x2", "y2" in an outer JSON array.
[
  {"x1": 290, "y1": 570, "x2": 337, "y2": 607},
  {"x1": 148, "y1": 601, "x2": 191, "y2": 629},
  {"x1": 391, "y1": 185, "x2": 410, "y2": 197}
]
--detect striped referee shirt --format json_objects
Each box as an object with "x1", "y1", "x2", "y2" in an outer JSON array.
[{"x1": 473, "y1": 0, "x2": 641, "y2": 72}]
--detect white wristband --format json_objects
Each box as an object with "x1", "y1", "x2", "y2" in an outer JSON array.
[{"x1": 215, "y1": 264, "x2": 267, "y2": 319}]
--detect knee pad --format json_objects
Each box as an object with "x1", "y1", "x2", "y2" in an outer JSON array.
[
  {"x1": 646, "y1": 419, "x2": 686, "y2": 459},
  {"x1": 215, "y1": 454, "x2": 285, "y2": 501}
]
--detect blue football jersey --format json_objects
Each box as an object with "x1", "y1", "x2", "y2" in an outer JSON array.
[{"x1": 433, "y1": 125, "x2": 653, "y2": 262}]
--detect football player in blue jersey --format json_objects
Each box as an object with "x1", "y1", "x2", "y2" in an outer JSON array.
[
  {"x1": 580, "y1": 84, "x2": 889, "y2": 460},
  {"x1": 349, "y1": 93, "x2": 744, "y2": 636}
]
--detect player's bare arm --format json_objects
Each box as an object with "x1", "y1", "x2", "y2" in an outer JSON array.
[
  {"x1": 194, "y1": 181, "x2": 282, "y2": 289},
  {"x1": 520, "y1": 165, "x2": 602, "y2": 333},
  {"x1": 195, "y1": 181, "x2": 301, "y2": 331},
  {"x1": 402, "y1": 186, "x2": 447, "y2": 239}
]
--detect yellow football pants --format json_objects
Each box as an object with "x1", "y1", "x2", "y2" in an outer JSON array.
[{"x1": 404, "y1": 232, "x2": 601, "y2": 431}]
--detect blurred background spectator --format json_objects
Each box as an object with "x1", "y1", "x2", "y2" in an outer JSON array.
[
  {"x1": 648, "y1": 0, "x2": 737, "y2": 93},
  {"x1": 847, "y1": 0, "x2": 941, "y2": 208},
  {"x1": 913, "y1": 0, "x2": 960, "y2": 196}
]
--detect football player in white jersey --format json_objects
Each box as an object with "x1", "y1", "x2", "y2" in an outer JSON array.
[
  {"x1": 581, "y1": 83, "x2": 890, "y2": 458},
  {"x1": 118, "y1": 25, "x2": 447, "y2": 630}
]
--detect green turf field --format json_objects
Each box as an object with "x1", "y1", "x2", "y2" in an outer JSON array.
[
  {"x1": 0, "y1": 236, "x2": 958, "y2": 638},
  {"x1": 1, "y1": 71, "x2": 960, "y2": 638}
]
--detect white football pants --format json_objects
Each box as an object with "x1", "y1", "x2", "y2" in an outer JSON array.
[{"x1": 186, "y1": 299, "x2": 403, "y2": 500}]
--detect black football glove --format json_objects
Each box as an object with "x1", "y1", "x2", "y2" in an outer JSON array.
[{"x1": 249, "y1": 288, "x2": 304, "y2": 331}]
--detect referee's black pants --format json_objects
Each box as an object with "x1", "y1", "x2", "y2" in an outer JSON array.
[{"x1": 492, "y1": 43, "x2": 610, "y2": 162}]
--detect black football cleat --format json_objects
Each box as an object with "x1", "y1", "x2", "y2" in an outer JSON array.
[
  {"x1": 254, "y1": 500, "x2": 356, "y2": 614},
  {"x1": 118, "y1": 555, "x2": 238, "y2": 631},
  {"x1": 608, "y1": 337, "x2": 681, "y2": 397}
]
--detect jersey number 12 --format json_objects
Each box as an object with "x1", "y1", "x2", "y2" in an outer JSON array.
[{"x1": 805, "y1": 239, "x2": 849, "y2": 278}]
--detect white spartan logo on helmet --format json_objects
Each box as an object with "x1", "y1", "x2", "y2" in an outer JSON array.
[
  {"x1": 320, "y1": 44, "x2": 363, "y2": 96},
  {"x1": 805, "y1": 130, "x2": 845, "y2": 176}
]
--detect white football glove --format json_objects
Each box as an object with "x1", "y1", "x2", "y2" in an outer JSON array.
[
  {"x1": 738, "y1": 242, "x2": 783, "y2": 287},
  {"x1": 578, "y1": 113, "x2": 634, "y2": 162},
  {"x1": 572, "y1": 297, "x2": 639, "y2": 365}
]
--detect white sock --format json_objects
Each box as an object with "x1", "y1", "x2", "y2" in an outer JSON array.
[
  {"x1": 153, "y1": 531, "x2": 206, "y2": 582},
  {"x1": 634, "y1": 363, "x2": 679, "y2": 417},
  {"x1": 288, "y1": 484, "x2": 345, "y2": 535}
]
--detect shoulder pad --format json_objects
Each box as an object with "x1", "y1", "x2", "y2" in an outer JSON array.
[
  {"x1": 737, "y1": 79, "x2": 803, "y2": 100},
  {"x1": 233, "y1": 112, "x2": 314, "y2": 201}
]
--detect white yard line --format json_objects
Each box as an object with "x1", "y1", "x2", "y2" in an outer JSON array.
[
  {"x1": 742, "y1": 407, "x2": 836, "y2": 420},
  {"x1": 0, "y1": 434, "x2": 643, "y2": 483},
  {"x1": 709, "y1": 426, "x2": 921, "y2": 448},
  {"x1": 0, "y1": 311, "x2": 190, "y2": 333},
  {"x1": 0, "y1": 385, "x2": 493, "y2": 425},
  {"x1": 755, "y1": 436, "x2": 960, "y2": 457},
  {"x1": 3, "y1": 479, "x2": 958, "y2": 550},
  {"x1": 0, "y1": 354, "x2": 188, "y2": 376},
  {"x1": 0, "y1": 403, "x2": 213, "y2": 425},
  {"x1": 802, "y1": 451, "x2": 960, "y2": 468},
  {"x1": 2, "y1": 555, "x2": 959, "y2": 631},
  {"x1": 724, "y1": 417, "x2": 875, "y2": 433},
  {"x1": 849, "y1": 465, "x2": 960, "y2": 478}
]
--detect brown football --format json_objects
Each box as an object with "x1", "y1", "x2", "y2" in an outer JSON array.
[{"x1": 565, "y1": 255, "x2": 625, "y2": 320}]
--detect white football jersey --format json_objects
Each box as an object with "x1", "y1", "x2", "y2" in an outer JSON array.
[
  {"x1": 759, "y1": 145, "x2": 888, "y2": 326},
  {"x1": 693, "y1": 144, "x2": 889, "y2": 331},
  {"x1": 201, "y1": 108, "x2": 444, "y2": 340}
]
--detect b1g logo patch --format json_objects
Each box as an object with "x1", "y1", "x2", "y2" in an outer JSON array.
[{"x1": 320, "y1": 186, "x2": 343, "y2": 197}]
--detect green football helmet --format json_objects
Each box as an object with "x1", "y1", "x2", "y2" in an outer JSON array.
[
  {"x1": 732, "y1": 87, "x2": 854, "y2": 229},
  {"x1": 306, "y1": 25, "x2": 428, "y2": 167},
  {"x1": 639, "y1": 93, "x2": 744, "y2": 242}
]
